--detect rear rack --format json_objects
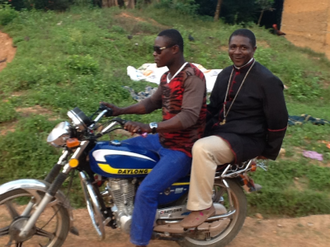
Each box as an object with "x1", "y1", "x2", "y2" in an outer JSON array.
[
  {"x1": 214, "y1": 160, "x2": 252, "y2": 179},
  {"x1": 215, "y1": 159, "x2": 268, "y2": 179}
]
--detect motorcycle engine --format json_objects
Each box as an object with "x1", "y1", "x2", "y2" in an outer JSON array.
[{"x1": 107, "y1": 178, "x2": 135, "y2": 233}]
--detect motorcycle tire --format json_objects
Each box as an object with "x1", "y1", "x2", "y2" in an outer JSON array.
[
  {"x1": 178, "y1": 179, "x2": 247, "y2": 247},
  {"x1": 0, "y1": 189, "x2": 70, "y2": 247}
]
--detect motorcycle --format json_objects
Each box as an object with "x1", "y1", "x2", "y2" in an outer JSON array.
[{"x1": 0, "y1": 105, "x2": 264, "y2": 247}]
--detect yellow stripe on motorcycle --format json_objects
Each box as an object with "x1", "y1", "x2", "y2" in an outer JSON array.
[
  {"x1": 172, "y1": 182, "x2": 190, "y2": 186},
  {"x1": 98, "y1": 164, "x2": 152, "y2": 175}
]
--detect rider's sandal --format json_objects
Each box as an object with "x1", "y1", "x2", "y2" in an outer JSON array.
[{"x1": 180, "y1": 205, "x2": 215, "y2": 228}]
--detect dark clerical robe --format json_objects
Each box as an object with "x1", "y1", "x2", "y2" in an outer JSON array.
[{"x1": 205, "y1": 60, "x2": 288, "y2": 163}]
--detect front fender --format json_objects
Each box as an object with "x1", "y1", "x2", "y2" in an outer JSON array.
[
  {"x1": 0, "y1": 179, "x2": 69, "y2": 207},
  {"x1": 0, "y1": 179, "x2": 78, "y2": 235},
  {"x1": 0, "y1": 179, "x2": 49, "y2": 195}
]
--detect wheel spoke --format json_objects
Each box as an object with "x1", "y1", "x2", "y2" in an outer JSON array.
[
  {"x1": 1, "y1": 190, "x2": 69, "y2": 247},
  {"x1": 0, "y1": 226, "x2": 10, "y2": 236},
  {"x1": 35, "y1": 227, "x2": 55, "y2": 240},
  {"x1": 5, "y1": 201, "x2": 20, "y2": 219},
  {"x1": 205, "y1": 232, "x2": 211, "y2": 241}
]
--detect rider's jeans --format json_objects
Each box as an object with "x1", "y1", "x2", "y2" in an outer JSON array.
[{"x1": 123, "y1": 134, "x2": 192, "y2": 246}]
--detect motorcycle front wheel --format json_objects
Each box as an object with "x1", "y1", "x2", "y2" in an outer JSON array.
[
  {"x1": 0, "y1": 189, "x2": 70, "y2": 247},
  {"x1": 178, "y1": 179, "x2": 247, "y2": 247}
]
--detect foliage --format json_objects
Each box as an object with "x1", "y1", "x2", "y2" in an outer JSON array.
[
  {"x1": 195, "y1": 0, "x2": 258, "y2": 24},
  {"x1": 66, "y1": 54, "x2": 99, "y2": 75},
  {"x1": 0, "y1": 102, "x2": 17, "y2": 122},
  {"x1": 3, "y1": 0, "x2": 73, "y2": 11},
  {"x1": 248, "y1": 159, "x2": 330, "y2": 216},
  {"x1": 154, "y1": 0, "x2": 199, "y2": 16},
  {"x1": 194, "y1": 0, "x2": 217, "y2": 16},
  {"x1": 0, "y1": 2, "x2": 18, "y2": 25},
  {"x1": 255, "y1": 0, "x2": 274, "y2": 10},
  {"x1": 0, "y1": 115, "x2": 60, "y2": 182},
  {"x1": 255, "y1": 0, "x2": 274, "y2": 26}
]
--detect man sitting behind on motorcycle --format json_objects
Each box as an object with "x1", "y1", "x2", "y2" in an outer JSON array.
[
  {"x1": 101, "y1": 29, "x2": 207, "y2": 247},
  {"x1": 180, "y1": 28, "x2": 288, "y2": 228}
]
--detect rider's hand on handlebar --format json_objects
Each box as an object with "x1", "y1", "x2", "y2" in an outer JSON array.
[
  {"x1": 124, "y1": 121, "x2": 151, "y2": 135},
  {"x1": 99, "y1": 102, "x2": 122, "y2": 116},
  {"x1": 256, "y1": 155, "x2": 268, "y2": 160}
]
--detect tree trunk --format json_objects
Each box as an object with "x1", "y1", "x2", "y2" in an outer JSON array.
[
  {"x1": 127, "y1": 0, "x2": 135, "y2": 9},
  {"x1": 102, "y1": 0, "x2": 118, "y2": 7},
  {"x1": 214, "y1": 0, "x2": 223, "y2": 21},
  {"x1": 258, "y1": 9, "x2": 264, "y2": 26}
]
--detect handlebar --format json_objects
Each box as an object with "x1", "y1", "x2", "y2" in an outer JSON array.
[
  {"x1": 110, "y1": 117, "x2": 147, "y2": 137},
  {"x1": 93, "y1": 104, "x2": 147, "y2": 138},
  {"x1": 99, "y1": 104, "x2": 113, "y2": 117},
  {"x1": 111, "y1": 117, "x2": 127, "y2": 126}
]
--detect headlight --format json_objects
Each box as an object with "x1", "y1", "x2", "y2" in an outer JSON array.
[
  {"x1": 47, "y1": 121, "x2": 71, "y2": 147},
  {"x1": 67, "y1": 107, "x2": 92, "y2": 131}
]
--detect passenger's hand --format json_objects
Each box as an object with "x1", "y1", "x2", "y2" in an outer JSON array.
[
  {"x1": 124, "y1": 121, "x2": 151, "y2": 134},
  {"x1": 100, "y1": 102, "x2": 122, "y2": 116}
]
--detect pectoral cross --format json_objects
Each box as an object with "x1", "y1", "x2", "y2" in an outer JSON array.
[{"x1": 219, "y1": 119, "x2": 226, "y2": 125}]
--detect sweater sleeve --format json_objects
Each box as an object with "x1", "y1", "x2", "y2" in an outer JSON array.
[
  {"x1": 261, "y1": 75, "x2": 288, "y2": 159},
  {"x1": 174, "y1": 75, "x2": 206, "y2": 129}
]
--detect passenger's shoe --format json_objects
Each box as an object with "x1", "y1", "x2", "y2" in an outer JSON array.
[
  {"x1": 180, "y1": 205, "x2": 215, "y2": 228},
  {"x1": 254, "y1": 183, "x2": 262, "y2": 191}
]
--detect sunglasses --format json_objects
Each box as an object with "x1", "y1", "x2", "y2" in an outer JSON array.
[{"x1": 153, "y1": 44, "x2": 176, "y2": 54}]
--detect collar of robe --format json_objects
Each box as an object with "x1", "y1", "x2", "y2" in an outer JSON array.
[{"x1": 233, "y1": 58, "x2": 255, "y2": 72}]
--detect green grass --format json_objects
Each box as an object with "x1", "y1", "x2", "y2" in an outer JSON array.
[{"x1": 0, "y1": 4, "x2": 330, "y2": 216}]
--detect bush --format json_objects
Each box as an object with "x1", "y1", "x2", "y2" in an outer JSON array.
[
  {"x1": 0, "y1": 3, "x2": 18, "y2": 25},
  {"x1": 0, "y1": 102, "x2": 17, "y2": 123},
  {"x1": 3, "y1": 0, "x2": 73, "y2": 11},
  {"x1": 66, "y1": 54, "x2": 99, "y2": 75},
  {"x1": 0, "y1": 116, "x2": 60, "y2": 183},
  {"x1": 154, "y1": 0, "x2": 199, "y2": 15}
]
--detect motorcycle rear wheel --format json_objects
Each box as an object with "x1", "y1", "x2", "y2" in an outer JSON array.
[
  {"x1": 0, "y1": 189, "x2": 70, "y2": 247},
  {"x1": 178, "y1": 179, "x2": 247, "y2": 247}
]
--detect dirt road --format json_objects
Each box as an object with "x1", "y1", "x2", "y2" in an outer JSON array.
[{"x1": 65, "y1": 209, "x2": 330, "y2": 247}]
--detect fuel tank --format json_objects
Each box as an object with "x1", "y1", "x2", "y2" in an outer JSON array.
[{"x1": 89, "y1": 140, "x2": 160, "y2": 178}]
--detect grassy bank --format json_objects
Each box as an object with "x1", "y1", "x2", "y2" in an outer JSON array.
[{"x1": 0, "y1": 4, "x2": 330, "y2": 216}]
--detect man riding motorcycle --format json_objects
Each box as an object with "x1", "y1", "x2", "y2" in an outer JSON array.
[{"x1": 102, "y1": 28, "x2": 207, "y2": 247}]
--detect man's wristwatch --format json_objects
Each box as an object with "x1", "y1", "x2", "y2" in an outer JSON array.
[{"x1": 149, "y1": 122, "x2": 158, "y2": 134}]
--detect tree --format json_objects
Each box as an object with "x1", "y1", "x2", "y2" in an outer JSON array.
[
  {"x1": 255, "y1": 0, "x2": 275, "y2": 26},
  {"x1": 102, "y1": 0, "x2": 118, "y2": 8},
  {"x1": 214, "y1": 0, "x2": 223, "y2": 21},
  {"x1": 127, "y1": 0, "x2": 135, "y2": 9}
]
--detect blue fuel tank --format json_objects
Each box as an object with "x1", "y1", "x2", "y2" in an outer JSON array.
[{"x1": 89, "y1": 140, "x2": 160, "y2": 178}]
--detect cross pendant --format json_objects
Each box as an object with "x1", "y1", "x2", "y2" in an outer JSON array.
[{"x1": 219, "y1": 119, "x2": 226, "y2": 125}]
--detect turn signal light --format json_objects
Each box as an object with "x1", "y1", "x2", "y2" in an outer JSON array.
[
  {"x1": 66, "y1": 138, "x2": 80, "y2": 148},
  {"x1": 69, "y1": 158, "x2": 79, "y2": 168}
]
